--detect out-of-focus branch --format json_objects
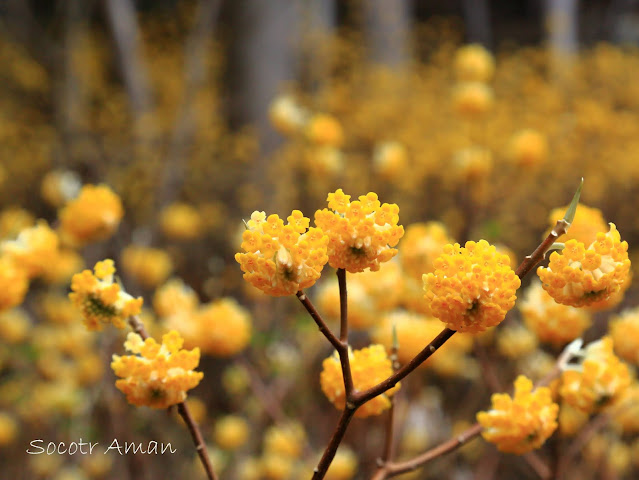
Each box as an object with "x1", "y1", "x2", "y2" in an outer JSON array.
[
  {"x1": 104, "y1": 0, "x2": 152, "y2": 118},
  {"x1": 158, "y1": 0, "x2": 221, "y2": 210}
]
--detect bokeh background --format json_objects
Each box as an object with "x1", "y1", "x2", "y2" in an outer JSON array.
[{"x1": 2, "y1": 0, "x2": 639, "y2": 479}]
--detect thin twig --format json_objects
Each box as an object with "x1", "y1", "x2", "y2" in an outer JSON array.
[
  {"x1": 352, "y1": 328, "x2": 456, "y2": 405},
  {"x1": 311, "y1": 407, "x2": 357, "y2": 480},
  {"x1": 336, "y1": 268, "x2": 354, "y2": 396},
  {"x1": 296, "y1": 290, "x2": 342, "y2": 350},
  {"x1": 127, "y1": 316, "x2": 217, "y2": 480},
  {"x1": 515, "y1": 219, "x2": 569, "y2": 279}
]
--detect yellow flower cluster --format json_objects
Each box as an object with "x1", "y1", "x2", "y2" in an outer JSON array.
[
  {"x1": 507, "y1": 129, "x2": 548, "y2": 167},
  {"x1": 1, "y1": 221, "x2": 59, "y2": 279},
  {"x1": 477, "y1": 375, "x2": 559, "y2": 454},
  {"x1": 59, "y1": 184, "x2": 123, "y2": 246},
  {"x1": 121, "y1": 245, "x2": 173, "y2": 288},
  {"x1": 213, "y1": 415, "x2": 250, "y2": 451},
  {"x1": 315, "y1": 189, "x2": 404, "y2": 273},
  {"x1": 111, "y1": 330, "x2": 203, "y2": 409},
  {"x1": 423, "y1": 240, "x2": 521, "y2": 333},
  {"x1": 69, "y1": 259, "x2": 143, "y2": 330},
  {"x1": 184, "y1": 298, "x2": 252, "y2": 357},
  {"x1": 537, "y1": 223, "x2": 630, "y2": 308},
  {"x1": 40, "y1": 169, "x2": 81, "y2": 208},
  {"x1": 0, "y1": 256, "x2": 29, "y2": 312},
  {"x1": 454, "y1": 44, "x2": 495, "y2": 83},
  {"x1": 560, "y1": 337, "x2": 631, "y2": 413},
  {"x1": 152, "y1": 278, "x2": 199, "y2": 318},
  {"x1": 519, "y1": 281, "x2": 591, "y2": 346},
  {"x1": 609, "y1": 307, "x2": 639, "y2": 365},
  {"x1": 236, "y1": 210, "x2": 328, "y2": 296},
  {"x1": 320, "y1": 344, "x2": 399, "y2": 418},
  {"x1": 159, "y1": 202, "x2": 204, "y2": 241}
]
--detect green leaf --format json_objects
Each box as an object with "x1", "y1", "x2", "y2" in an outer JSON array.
[{"x1": 563, "y1": 178, "x2": 584, "y2": 225}]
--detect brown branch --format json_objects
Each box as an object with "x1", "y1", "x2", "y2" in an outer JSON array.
[
  {"x1": 127, "y1": 316, "x2": 217, "y2": 480},
  {"x1": 352, "y1": 328, "x2": 456, "y2": 405},
  {"x1": 515, "y1": 219, "x2": 569, "y2": 279},
  {"x1": 311, "y1": 407, "x2": 357, "y2": 480},
  {"x1": 177, "y1": 402, "x2": 218, "y2": 480},
  {"x1": 336, "y1": 269, "x2": 354, "y2": 396},
  {"x1": 296, "y1": 290, "x2": 342, "y2": 351}
]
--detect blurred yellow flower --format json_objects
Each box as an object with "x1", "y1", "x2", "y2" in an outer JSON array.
[
  {"x1": 453, "y1": 146, "x2": 493, "y2": 180},
  {"x1": 111, "y1": 330, "x2": 203, "y2": 409},
  {"x1": 263, "y1": 421, "x2": 307, "y2": 458},
  {"x1": 519, "y1": 281, "x2": 591, "y2": 346},
  {"x1": 159, "y1": 202, "x2": 204, "y2": 241},
  {"x1": 560, "y1": 336, "x2": 631, "y2": 413},
  {"x1": 0, "y1": 308, "x2": 30, "y2": 344},
  {"x1": 546, "y1": 203, "x2": 608, "y2": 245},
  {"x1": 269, "y1": 94, "x2": 308, "y2": 136},
  {"x1": 236, "y1": 210, "x2": 328, "y2": 296},
  {"x1": 454, "y1": 44, "x2": 495, "y2": 83},
  {"x1": 0, "y1": 207, "x2": 35, "y2": 239},
  {"x1": 325, "y1": 447, "x2": 358, "y2": 480},
  {"x1": 305, "y1": 113, "x2": 344, "y2": 147},
  {"x1": 214, "y1": 415, "x2": 250, "y2": 450},
  {"x1": 452, "y1": 82, "x2": 494, "y2": 118},
  {"x1": 609, "y1": 307, "x2": 639, "y2": 365},
  {"x1": 121, "y1": 245, "x2": 173, "y2": 288},
  {"x1": 320, "y1": 344, "x2": 399, "y2": 418},
  {"x1": 40, "y1": 169, "x2": 81, "y2": 208},
  {"x1": 373, "y1": 141, "x2": 408, "y2": 180},
  {"x1": 537, "y1": 223, "x2": 630, "y2": 308},
  {"x1": 69, "y1": 259, "x2": 143, "y2": 330},
  {"x1": 423, "y1": 240, "x2": 520, "y2": 333},
  {"x1": 59, "y1": 184, "x2": 123, "y2": 246},
  {"x1": 1, "y1": 220, "x2": 59, "y2": 279},
  {"x1": 477, "y1": 375, "x2": 558, "y2": 454},
  {"x1": 315, "y1": 189, "x2": 404, "y2": 273},
  {"x1": 0, "y1": 255, "x2": 29, "y2": 312},
  {"x1": 153, "y1": 278, "x2": 199, "y2": 318},
  {"x1": 400, "y1": 221, "x2": 453, "y2": 282},
  {"x1": 507, "y1": 129, "x2": 548, "y2": 167}
]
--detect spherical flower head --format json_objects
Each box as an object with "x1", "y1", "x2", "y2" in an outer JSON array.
[
  {"x1": 400, "y1": 222, "x2": 453, "y2": 282},
  {"x1": 214, "y1": 415, "x2": 250, "y2": 451},
  {"x1": 0, "y1": 256, "x2": 29, "y2": 312},
  {"x1": 159, "y1": 202, "x2": 203, "y2": 240},
  {"x1": 325, "y1": 447, "x2": 358, "y2": 480},
  {"x1": 560, "y1": 336, "x2": 631, "y2": 413},
  {"x1": 609, "y1": 307, "x2": 639, "y2": 365},
  {"x1": 496, "y1": 324, "x2": 539, "y2": 359},
  {"x1": 111, "y1": 330, "x2": 204, "y2": 409},
  {"x1": 453, "y1": 146, "x2": 493, "y2": 180},
  {"x1": 519, "y1": 281, "x2": 591, "y2": 346},
  {"x1": 454, "y1": 44, "x2": 495, "y2": 83},
  {"x1": 1, "y1": 220, "x2": 59, "y2": 279},
  {"x1": 477, "y1": 375, "x2": 559, "y2": 454},
  {"x1": 320, "y1": 344, "x2": 399, "y2": 418},
  {"x1": 537, "y1": 223, "x2": 630, "y2": 308},
  {"x1": 304, "y1": 146, "x2": 344, "y2": 177},
  {"x1": 315, "y1": 189, "x2": 404, "y2": 273},
  {"x1": 423, "y1": 240, "x2": 521, "y2": 333},
  {"x1": 153, "y1": 278, "x2": 199, "y2": 318},
  {"x1": 235, "y1": 210, "x2": 329, "y2": 296},
  {"x1": 0, "y1": 207, "x2": 35, "y2": 240},
  {"x1": 611, "y1": 383, "x2": 639, "y2": 434},
  {"x1": 59, "y1": 184, "x2": 123, "y2": 246},
  {"x1": 373, "y1": 141, "x2": 408, "y2": 180},
  {"x1": 545, "y1": 203, "x2": 608, "y2": 245},
  {"x1": 121, "y1": 245, "x2": 173, "y2": 289},
  {"x1": 185, "y1": 298, "x2": 252, "y2": 357},
  {"x1": 507, "y1": 129, "x2": 548, "y2": 167},
  {"x1": 0, "y1": 307, "x2": 31, "y2": 344},
  {"x1": 305, "y1": 113, "x2": 344, "y2": 147},
  {"x1": 69, "y1": 259, "x2": 143, "y2": 330},
  {"x1": 263, "y1": 421, "x2": 307, "y2": 458},
  {"x1": 452, "y1": 82, "x2": 494, "y2": 118},
  {"x1": 268, "y1": 94, "x2": 308, "y2": 136},
  {"x1": 40, "y1": 169, "x2": 81, "y2": 208}
]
